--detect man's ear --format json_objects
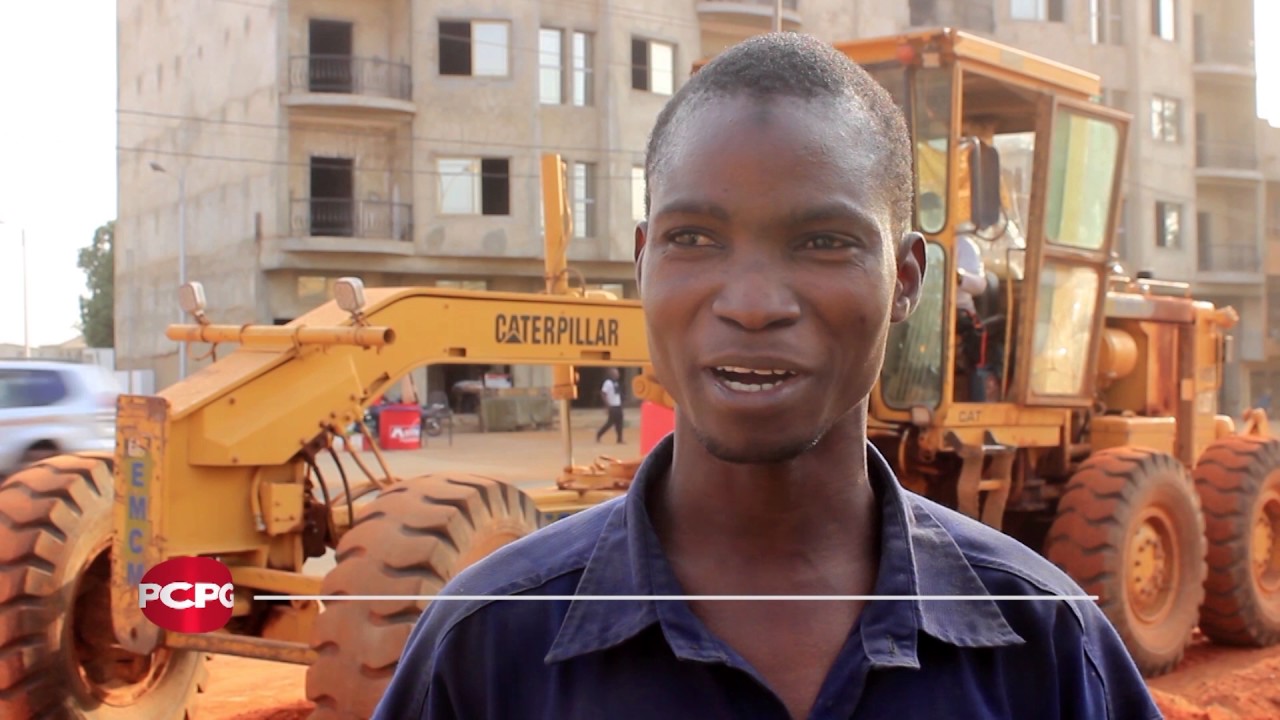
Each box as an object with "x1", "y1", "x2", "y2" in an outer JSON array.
[
  {"x1": 891, "y1": 231, "x2": 927, "y2": 323},
  {"x1": 634, "y1": 221, "x2": 648, "y2": 290}
]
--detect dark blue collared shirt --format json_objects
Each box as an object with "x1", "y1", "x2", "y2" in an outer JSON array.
[{"x1": 374, "y1": 435, "x2": 1162, "y2": 719}]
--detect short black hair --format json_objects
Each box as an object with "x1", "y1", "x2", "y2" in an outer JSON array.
[{"x1": 643, "y1": 32, "x2": 914, "y2": 240}]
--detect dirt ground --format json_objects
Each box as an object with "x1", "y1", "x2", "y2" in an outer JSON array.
[
  {"x1": 198, "y1": 657, "x2": 309, "y2": 720},
  {"x1": 1148, "y1": 634, "x2": 1280, "y2": 720},
  {"x1": 194, "y1": 410, "x2": 1280, "y2": 719}
]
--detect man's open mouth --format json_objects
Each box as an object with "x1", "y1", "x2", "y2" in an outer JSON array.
[{"x1": 710, "y1": 366, "x2": 800, "y2": 393}]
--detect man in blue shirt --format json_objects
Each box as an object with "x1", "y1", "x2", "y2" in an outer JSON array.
[{"x1": 374, "y1": 32, "x2": 1162, "y2": 719}]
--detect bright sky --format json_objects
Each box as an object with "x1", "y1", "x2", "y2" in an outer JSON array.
[{"x1": 0, "y1": 2, "x2": 1275, "y2": 349}]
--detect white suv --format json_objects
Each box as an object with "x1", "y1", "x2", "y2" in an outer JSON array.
[{"x1": 0, "y1": 360, "x2": 121, "y2": 475}]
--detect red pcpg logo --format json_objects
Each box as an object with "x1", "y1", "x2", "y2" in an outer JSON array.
[{"x1": 138, "y1": 556, "x2": 235, "y2": 634}]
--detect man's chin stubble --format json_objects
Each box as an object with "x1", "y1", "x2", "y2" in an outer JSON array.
[{"x1": 692, "y1": 426, "x2": 823, "y2": 465}]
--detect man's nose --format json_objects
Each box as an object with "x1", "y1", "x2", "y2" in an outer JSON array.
[{"x1": 710, "y1": 255, "x2": 801, "y2": 331}]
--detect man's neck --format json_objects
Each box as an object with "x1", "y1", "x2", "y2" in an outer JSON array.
[{"x1": 650, "y1": 410, "x2": 880, "y2": 579}]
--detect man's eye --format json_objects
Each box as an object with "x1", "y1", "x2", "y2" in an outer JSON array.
[
  {"x1": 670, "y1": 232, "x2": 715, "y2": 247},
  {"x1": 803, "y1": 235, "x2": 854, "y2": 250}
]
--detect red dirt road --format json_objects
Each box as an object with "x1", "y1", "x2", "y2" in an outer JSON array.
[
  {"x1": 1148, "y1": 636, "x2": 1280, "y2": 720},
  {"x1": 201, "y1": 637, "x2": 1280, "y2": 720},
  {"x1": 199, "y1": 657, "x2": 310, "y2": 719},
  {"x1": 197, "y1": 655, "x2": 309, "y2": 717}
]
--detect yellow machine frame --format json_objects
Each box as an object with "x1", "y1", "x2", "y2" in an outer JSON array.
[{"x1": 108, "y1": 155, "x2": 649, "y2": 662}]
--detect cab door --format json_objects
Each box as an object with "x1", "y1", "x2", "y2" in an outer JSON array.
[{"x1": 1014, "y1": 97, "x2": 1130, "y2": 407}]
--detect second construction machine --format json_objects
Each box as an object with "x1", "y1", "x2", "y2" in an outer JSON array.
[{"x1": 0, "y1": 28, "x2": 1276, "y2": 720}]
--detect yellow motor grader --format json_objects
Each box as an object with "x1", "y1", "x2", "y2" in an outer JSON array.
[{"x1": 0, "y1": 28, "x2": 1276, "y2": 720}]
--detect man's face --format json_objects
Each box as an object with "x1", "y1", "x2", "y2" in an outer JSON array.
[{"x1": 636, "y1": 95, "x2": 923, "y2": 464}]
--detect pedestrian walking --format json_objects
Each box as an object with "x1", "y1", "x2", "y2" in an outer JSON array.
[{"x1": 595, "y1": 368, "x2": 624, "y2": 444}]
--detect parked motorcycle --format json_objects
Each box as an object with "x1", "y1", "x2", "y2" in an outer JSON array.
[{"x1": 421, "y1": 402, "x2": 449, "y2": 438}]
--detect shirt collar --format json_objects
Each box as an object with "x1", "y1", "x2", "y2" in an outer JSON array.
[{"x1": 545, "y1": 433, "x2": 1024, "y2": 666}]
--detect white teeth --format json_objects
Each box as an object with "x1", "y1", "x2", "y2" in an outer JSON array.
[
  {"x1": 713, "y1": 366, "x2": 798, "y2": 393},
  {"x1": 716, "y1": 366, "x2": 794, "y2": 376},
  {"x1": 725, "y1": 380, "x2": 777, "y2": 392}
]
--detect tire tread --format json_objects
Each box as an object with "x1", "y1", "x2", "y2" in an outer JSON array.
[
  {"x1": 1045, "y1": 446, "x2": 1206, "y2": 677},
  {"x1": 1193, "y1": 435, "x2": 1280, "y2": 647},
  {"x1": 305, "y1": 473, "x2": 539, "y2": 720},
  {"x1": 0, "y1": 453, "x2": 205, "y2": 719}
]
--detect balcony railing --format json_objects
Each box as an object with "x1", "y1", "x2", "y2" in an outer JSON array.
[
  {"x1": 1198, "y1": 242, "x2": 1259, "y2": 273},
  {"x1": 291, "y1": 199, "x2": 413, "y2": 240},
  {"x1": 1196, "y1": 142, "x2": 1260, "y2": 171},
  {"x1": 288, "y1": 55, "x2": 412, "y2": 101}
]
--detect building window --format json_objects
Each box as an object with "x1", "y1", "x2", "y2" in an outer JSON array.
[
  {"x1": 439, "y1": 20, "x2": 510, "y2": 77},
  {"x1": 539, "y1": 28, "x2": 563, "y2": 104},
  {"x1": 438, "y1": 158, "x2": 510, "y2": 215},
  {"x1": 1152, "y1": 0, "x2": 1176, "y2": 41},
  {"x1": 572, "y1": 162, "x2": 596, "y2": 238},
  {"x1": 631, "y1": 37, "x2": 674, "y2": 95},
  {"x1": 1011, "y1": 0, "x2": 1064, "y2": 21},
  {"x1": 1090, "y1": 0, "x2": 1124, "y2": 44},
  {"x1": 572, "y1": 31, "x2": 593, "y2": 106},
  {"x1": 540, "y1": 29, "x2": 593, "y2": 106},
  {"x1": 631, "y1": 166, "x2": 646, "y2": 222},
  {"x1": 1155, "y1": 201, "x2": 1182, "y2": 248},
  {"x1": 309, "y1": 157, "x2": 355, "y2": 237},
  {"x1": 1150, "y1": 96, "x2": 1181, "y2": 143}
]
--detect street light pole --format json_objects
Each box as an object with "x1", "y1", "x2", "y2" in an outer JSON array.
[
  {"x1": 20, "y1": 229, "x2": 28, "y2": 359},
  {"x1": 0, "y1": 221, "x2": 30, "y2": 358},
  {"x1": 150, "y1": 161, "x2": 188, "y2": 380},
  {"x1": 177, "y1": 173, "x2": 186, "y2": 379}
]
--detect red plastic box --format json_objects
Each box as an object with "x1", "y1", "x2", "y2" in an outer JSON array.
[
  {"x1": 639, "y1": 401, "x2": 675, "y2": 456},
  {"x1": 379, "y1": 404, "x2": 422, "y2": 450}
]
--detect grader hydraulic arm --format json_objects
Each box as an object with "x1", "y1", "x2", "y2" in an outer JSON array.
[{"x1": 112, "y1": 284, "x2": 652, "y2": 651}]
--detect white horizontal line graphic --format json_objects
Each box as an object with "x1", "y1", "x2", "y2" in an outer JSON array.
[{"x1": 251, "y1": 594, "x2": 1100, "y2": 602}]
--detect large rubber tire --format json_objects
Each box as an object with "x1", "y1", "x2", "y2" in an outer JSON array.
[
  {"x1": 1045, "y1": 447, "x2": 1206, "y2": 677},
  {"x1": 305, "y1": 473, "x2": 540, "y2": 720},
  {"x1": 1193, "y1": 435, "x2": 1280, "y2": 646},
  {"x1": 0, "y1": 454, "x2": 207, "y2": 719}
]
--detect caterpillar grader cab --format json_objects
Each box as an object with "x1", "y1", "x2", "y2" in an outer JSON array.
[
  {"x1": 1, "y1": 27, "x2": 1278, "y2": 720},
  {"x1": 844, "y1": 29, "x2": 1280, "y2": 676},
  {"x1": 669, "y1": 29, "x2": 1280, "y2": 676}
]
